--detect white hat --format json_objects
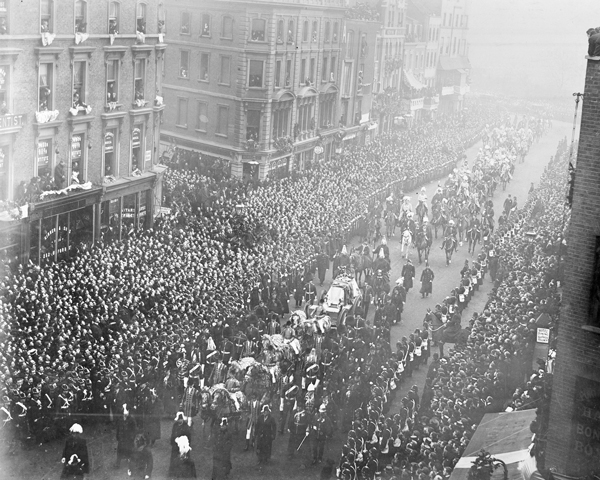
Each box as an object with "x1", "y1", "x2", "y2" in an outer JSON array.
[
  {"x1": 69, "y1": 423, "x2": 83, "y2": 434},
  {"x1": 342, "y1": 245, "x2": 348, "y2": 255},
  {"x1": 307, "y1": 383, "x2": 316, "y2": 392},
  {"x1": 174, "y1": 411, "x2": 187, "y2": 421},
  {"x1": 319, "y1": 404, "x2": 327, "y2": 413},
  {"x1": 262, "y1": 404, "x2": 271, "y2": 413}
]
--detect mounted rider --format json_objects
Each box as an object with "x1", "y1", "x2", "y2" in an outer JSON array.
[
  {"x1": 431, "y1": 186, "x2": 444, "y2": 208},
  {"x1": 373, "y1": 237, "x2": 389, "y2": 260},
  {"x1": 416, "y1": 187, "x2": 428, "y2": 222},
  {"x1": 421, "y1": 217, "x2": 433, "y2": 244},
  {"x1": 444, "y1": 219, "x2": 458, "y2": 244}
]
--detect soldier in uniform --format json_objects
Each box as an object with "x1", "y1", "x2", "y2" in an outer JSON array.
[
  {"x1": 310, "y1": 403, "x2": 333, "y2": 465},
  {"x1": 288, "y1": 400, "x2": 310, "y2": 459},
  {"x1": 280, "y1": 382, "x2": 298, "y2": 435}
]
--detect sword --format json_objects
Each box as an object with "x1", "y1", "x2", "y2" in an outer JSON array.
[{"x1": 296, "y1": 431, "x2": 309, "y2": 451}]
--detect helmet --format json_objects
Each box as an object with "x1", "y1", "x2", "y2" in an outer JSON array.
[
  {"x1": 449, "y1": 220, "x2": 455, "y2": 226},
  {"x1": 423, "y1": 217, "x2": 429, "y2": 223}
]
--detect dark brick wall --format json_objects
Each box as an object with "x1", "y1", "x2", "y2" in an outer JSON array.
[{"x1": 546, "y1": 57, "x2": 600, "y2": 476}]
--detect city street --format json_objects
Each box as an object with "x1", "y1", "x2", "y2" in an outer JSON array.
[{"x1": 1, "y1": 121, "x2": 572, "y2": 480}]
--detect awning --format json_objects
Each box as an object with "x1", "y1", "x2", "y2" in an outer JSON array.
[
  {"x1": 274, "y1": 89, "x2": 296, "y2": 102},
  {"x1": 319, "y1": 82, "x2": 339, "y2": 95},
  {"x1": 403, "y1": 70, "x2": 425, "y2": 90},
  {"x1": 449, "y1": 409, "x2": 537, "y2": 480},
  {"x1": 296, "y1": 85, "x2": 318, "y2": 98},
  {"x1": 438, "y1": 55, "x2": 471, "y2": 71}
]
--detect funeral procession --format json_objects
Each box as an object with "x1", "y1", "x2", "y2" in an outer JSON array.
[{"x1": 0, "y1": 0, "x2": 599, "y2": 479}]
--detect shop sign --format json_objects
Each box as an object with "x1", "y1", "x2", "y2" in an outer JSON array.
[
  {"x1": 569, "y1": 377, "x2": 600, "y2": 473},
  {"x1": 0, "y1": 114, "x2": 26, "y2": 132},
  {"x1": 104, "y1": 132, "x2": 114, "y2": 153},
  {"x1": 144, "y1": 150, "x2": 151, "y2": 162},
  {"x1": 132, "y1": 128, "x2": 141, "y2": 148},
  {"x1": 37, "y1": 139, "x2": 50, "y2": 167},
  {"x1": 71, "y1": 134, "x2": 82, "y2": 160},
  {"x1": 536, "y1": 327, "x2": 549, "y2": 344}
]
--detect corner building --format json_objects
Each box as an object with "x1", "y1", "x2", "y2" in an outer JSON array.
[
  {"x1": 545, "y1": 55, "x2": 600, "y2": 476},
  {"x1": 0, "y1": 0, "x2": 166, "y2": 268},
  {"x1": 160, "y1": 0, "x2": 351, "y2": 181}
]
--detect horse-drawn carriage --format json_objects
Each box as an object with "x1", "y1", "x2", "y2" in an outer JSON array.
[{"x1": 323, "y1": 275, "x2": 363, "y2": 327}]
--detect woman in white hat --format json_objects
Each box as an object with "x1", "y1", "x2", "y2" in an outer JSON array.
[{"x1": 61, "y1": 423, "x2": 89, "y2": 480}]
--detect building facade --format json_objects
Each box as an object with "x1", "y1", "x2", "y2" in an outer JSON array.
[
  {"x1": 0, "y1": 0, "x2": 166, "y2": 269},
  {"x1": 545, "y1": 56, "x2": 600, "y2": 478},
  {"x1": 160, "y1": 0, "x2": 350, "y2": 181}
]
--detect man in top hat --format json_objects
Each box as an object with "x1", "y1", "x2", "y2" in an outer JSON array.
[
  {"x1": 310, "y1": 403, "x2": 333, "y2": 465},
  {"x1": 115, "y1": 403, "x2": 138, "y2": 469},
  {"x1": 61, "y1": 423, "x2": 90, "y2": 480},
  {"x1": 420, "y1": 261, "x2": 434, "y2": 298},
  {"x1": 255, "y1": 404, "x2": 277, "y2": 465}
]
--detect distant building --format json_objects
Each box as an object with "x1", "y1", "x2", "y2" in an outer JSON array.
[
  {"x1": 545, "y1": 55, "x2": 600, "y2": 478},
  {"x1": 0, "y1": 0, "x2": 166, "y2": 268},
  {"x1": 160, "y1": 0, "x2": 348, "y2": 181}
]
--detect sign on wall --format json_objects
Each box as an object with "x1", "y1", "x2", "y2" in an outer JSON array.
[
  {"x1": 569, "y1": 376, "x2": 600, "y2": 474},
  {"x1": 132, "y1": 128, "x2": 141, "y2": 148},
  {"x1": 536, "y1": 328, "x2": 550, "y2": 344},
  {"x1": 71, "y1": 134, "x2": 82, "y2": 161},
  {"x1": 37, "y1": 139, "x2": 50, "y2": 168},
  {"x1": 104, "y1": 132, "x2": 114, "y2": 153},
  {"x1": 145, "y1": 150, "x2": 151, "y2": 163}
]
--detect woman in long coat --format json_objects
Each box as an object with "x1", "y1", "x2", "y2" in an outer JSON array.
[
  {"x1": 255, "y1": 405, "x2": 277, "y2": 464},
  {"x1": 212, "y1": 418, "x2": 233, "y2": 479},
  {"x1": 420, "y1": 262, "x2": 434, "y2": 298}
]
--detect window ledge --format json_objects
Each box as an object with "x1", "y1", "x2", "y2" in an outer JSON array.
[
  {"x1": 249, "y1": 39, "x2": 267, "y2": 44},
  {"x1": 581, "y1": 325, "x2": 600, "y2": 334},
  {"x1": 215, "y1": 133, "x2": 227, "y2": 138},
  {"x1": 104, "y1": 103, "x2": 123, "y2": 113},
  {"x1": 200, "y1": 34, "x2": 211, "y2": 38},
  {"x1": 131, "y1": 44, "x2": 154, "y2": 53},
  {"x1": 67, "y1": 113, "x2": 95, "y2": 126},
  {"x1": 101, "y1": 110, "x2": 126, "y2": 121},
  {"x1": 178, "y1": 76, "x2": 190, "y2": 80},
  {"x1": 218, "y1": 82, "x2": 231, "y2": 87},
  {"x1": 197, "y1": 78, "x2": 209, "y2": 83},
  {"x1": 195, "y1": 128, "x2": 207, "y2": 134},
  {"x1": 103, "y1": 45, "x2": 128, "y2": 54}
]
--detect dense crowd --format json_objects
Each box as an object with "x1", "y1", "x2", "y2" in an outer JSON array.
[
  {"x1": 0, "y1": 102, "x2": 560, "y2": 479},
  {"x1": 336, "y1": 137, "x2": 568, "y2": 479}
]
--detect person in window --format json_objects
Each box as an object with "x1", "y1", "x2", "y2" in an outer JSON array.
[
  {"x1": 107, "y1": 81, "x2": 117, "y2": 103},
  {"x1": 181, "y1": 23, "x2": 188, "y2": 34},
  {"x1": 41, "y1": 19, "x2": 50, "y2": 33},
  {"x1": 0, "y1": 101, "x2": 9, "y2": 115},
  {"x1": 587, "y1": 27, "x2": 600, "y2": 57},
  {"x1": 39, "y1": 86, "x2": 51, "y2": 111},
  {"x1": 75, "y1": 20, "x2": 87, "y2": 33},
  {"x1": 54, "y1": 159, "x2": 66, "y2": 190},
  {"x1": 136, "y1": 18, "x2": 145, "y2": 34},
  {"x1": 202, "y1": 23, "x2": 210, "y2": 36},
  {"x1": 109, "y1": 19, "x2": 118, "y2": 35},
  {"x1": 135, "y1": 80, "x2": 144, "y2": 102},
  {"x1": 288, "y1": 29, "x2": 294, "y2": 43},
  {"x1": 180, "y1": 68, "x2": 188, "y2": 78},
  {"x1": 158, "y1": 20, "x2": 165, "y2": 33},
  {"x1": 72, "y1": 161, "x2": 80, "y2": 184},
  {"x1": 1, "y1": 17, "x2": 8, "y2": 34}
]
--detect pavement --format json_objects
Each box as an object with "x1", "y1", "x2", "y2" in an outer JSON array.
[{"x1": 0, "y1": 121, "x2": 573, "y2": 480}]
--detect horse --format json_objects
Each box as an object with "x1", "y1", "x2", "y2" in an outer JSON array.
[
  {"x1": 385, "y1": 210, "x2": 396, "y2": 238},
  {"x1": 199, "y1": 388, "x2": 217, "y2": 434},
  {"x1": 350, "y1": 247, "x2": 365, "y2": 285},
  {"x1": 466, "y1": 224, "x2": 481, "y2": 255},
  {"x1": 500, "y1": 169, "x2": 511, "y2": 191},
  {"x1": 361, "y1": 245, "x2": 374, "y2": 284},
  {"x1": 440, "y1": 236, "x2": 457, "y2": 266},
  {"x1": 415, "y1": 201, "x2": 428, "y2": 224},
  {"x1": 415, "y1": 230, "x2": 430, "y2": 264},
  {"x1": 456, "y1": 214, "x2": 469, "y2": 246},
  {"x1": 400, "y1": 229, "x2": 412, "y2": 259},
  {"x1": 431, "y1": 207, "x2": 448, "y2": 239}
]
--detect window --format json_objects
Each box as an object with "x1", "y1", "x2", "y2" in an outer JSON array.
[
  {"x1": 70, "y1": 133, "x2": 86, "y2": 183},
  {"x1": 251, "y1": 18, "x2": 265, "y2": 41},
  {"x1": 275, "y1": 60, "x2": 282, "y2": 87},
  {"x1": 74, "y1": 0, "x2": 87, "y2": 33},
  {"x1": 180, "y1": 11, "x2": 190, "y2": 34},
  {"x1": 103, "y1": 130, "x2": 117, "y2": 177},
  {"x1": 131, "y1": 126, "x2": 143, "y2": 171},
  {"x1": 0, "y1": 65, "x2": 10, "y2": 113},
  {"x1": 179, "y1": 50, "x2": 189, "y2": 78},
  {"x1": 330, "y1": 56, "x2": 336, "y2": 82},
  {"x1": 312, "y1": 20, "x2": 317, "y2": 42},
  {"x1": 38, "y1": 63, "x2": 54, "y2": 111},
  {"x1": 322, "y1": 57, "x2": 328, "y2": 83},
  {"x1": 136, "y1": 3, "x2": 146, "y2": 34},
  {"x1": 196, "y1": 101, "x2": 208, "y2": 132},
  {"x1": 277, "y1": 19, "x2": 284, "y2": 43},
  {"x1": 201, "y1": 14, "x2": 210, "y2": 36},
  {"x1": 216, "y1": 105, "x2": 228, "y2": 136},
  {"x1": 443, "y1": 13, "x2": 446, "y2": 26},
  {"x1": 108, "y1": 1, "x2": 119, "y2": 34},
  {"x1": 72, "y1": 60, "x2": 87, "y2": 106},
  {"x1": 347, "y1": 30, "x2": 355, "y2": 58},
  {"x1": 285, "y1": 59, "x2": 292, "y2": 87},
  {"x1": 249, "y1": 60, "x2": 263, "y2": 87},
  {"x1": 37, "y1": 138, "x2": 53, "y2": 178},
  {"x1": 309, "y1": 58, "x2": 315, "y2": 83},
  {"x1": 0, "y1": 0, "x2": 8, "y2": 34},
  {"x1": 303, "y1": 20, "x2": 308, "y2": 42},
  {"x1": 41, "y1": 0, "x2": 54, "y2": 33},
  {"x1": 134, "y1": 58, "x2": 145, "y2": 102},
  {"x1": 448, "y1": 14, "x2": 453, "y2": 27},
  {"x1": 272, "y1": 102, "x2": 291, "y2": 139},
  {"x1": 325, "y1": 22, "x2": 330, "y2": 42},
  {"x1": 333, "y1": 22, "x2": 338, "y2": 42},
  {"x1": 246, "y1": 110, "x2": 260, "y2": 142},
  {"x1": 221, "y1": 15, "x2": 233, "y2": 39},
  {"x1": 219, "y1": 55, "x2": 231, "y2": 85},
  {"x1": 0, "y1": 146, "x2": 8, "y2": 200},
  {"x1": 300, "y1": 59, "x2": 306, "y2": 85},
  {"x1": 199, "y1": 52, "x2": 209, "y2": 82},
  {"x1": 176, "y1": 97, "x2": 188, "y2": 128},
  {"x1": 287, "y1": 20, "x2": 294, "y2": 43},
  {"x1": 343, "y1": 62, "x2": 352, "y2": 96},
  {"x1": 106, "y1": 59, "x2": 119, "y2": 104},
  {"x1": 157, "y1": 3, "x2": 165, "y2": 34}
]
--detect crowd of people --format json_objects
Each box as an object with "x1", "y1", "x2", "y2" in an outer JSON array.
[
  {"x1": 336, "y1": 135, "x2": 568, "y2": 479},
  {"x1": 0, "y1": 101, "x2": 561, "y2": 479}
]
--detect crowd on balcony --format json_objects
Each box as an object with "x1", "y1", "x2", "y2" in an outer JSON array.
[{"x1": 0, "y1": 100, "x2": 556, "y2": 478}]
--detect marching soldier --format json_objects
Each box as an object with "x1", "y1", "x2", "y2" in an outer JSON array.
[
  {"x1": 310, "y1": 404, "x2": 333, "y2": 465},
  {"x1": 288, "y1": 400, "x2": 310, "y2": 459},
  {"x1": 280, "y1": 384, "x2": 298, "y2": 435}
]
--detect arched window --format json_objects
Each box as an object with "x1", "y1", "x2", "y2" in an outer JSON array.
[
  {"x1": 136, "y1": 2, "x2": 146, "y2": 34},
  {"x1": 277, "y1": 19, "x2": 284, "y2": 43},
  {"x1": 287, "y1": 20, "x2": 294, "y2": 43},
  {"x1": 346, "y1": 30, "x2": 354, "y2": 57},
  {"x1": 108, "y1": 1, "x2": 120, "y2": 34},
  {"x1": 332, "y1": 22, "x2": 338, "y2": 43},
  {"x1": 324, "y1": 22, "x2": 330, "y2": 42},
  {"x1": 303, "y1": 20, "x2": 308, "y2": 42}
]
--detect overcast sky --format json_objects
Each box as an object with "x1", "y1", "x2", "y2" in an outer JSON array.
[{"x1": 469, "y1": 0, "x2": 600, "y2": 102}]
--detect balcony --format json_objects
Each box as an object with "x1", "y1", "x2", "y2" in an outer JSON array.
[
  {"x1": 454, "y1": 84, "x2": 470, "y2": 96},
  {"x1": 402, "y1": 97, "x2": 424, "y2": 111},
  {"x1": 441, "y1": 86, "x2": 454, "y2": 96},
  {"x1": 423, "y1": 95, "x2": 439, "y2": 110}
]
